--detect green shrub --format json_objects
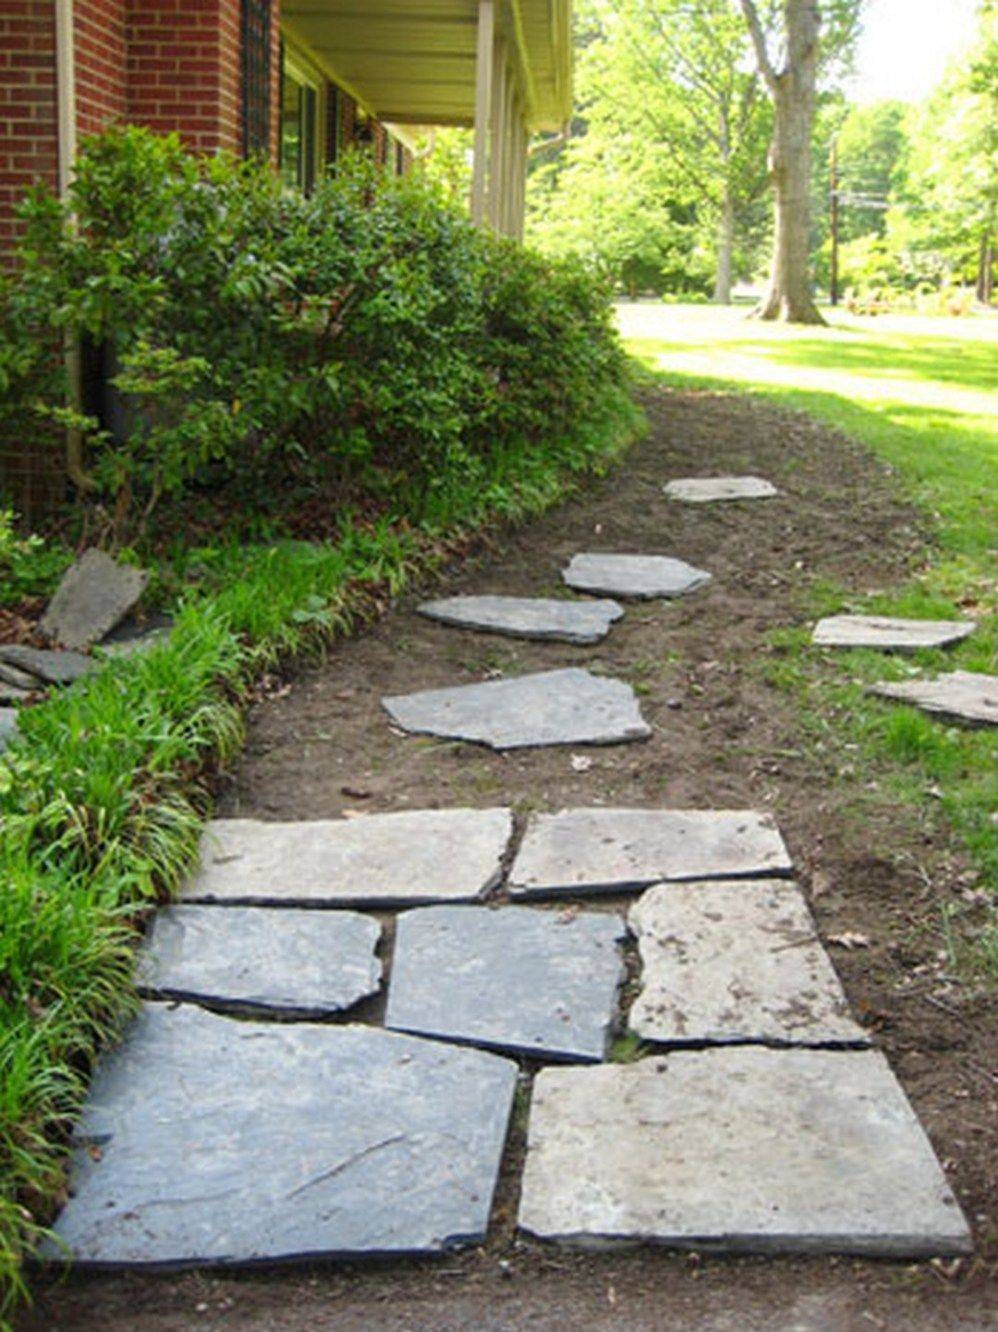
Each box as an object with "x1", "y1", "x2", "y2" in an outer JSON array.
[{"x1": 0, "y1": 127, "x2": 627, "y2": 534}]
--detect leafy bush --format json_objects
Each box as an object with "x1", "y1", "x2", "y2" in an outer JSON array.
[
  {"x1": 0, "y1": 511, "x2": 71, "y2": 603},
  {"x1": 0, "y1": 128, "x2": 628, "y2": 534}
]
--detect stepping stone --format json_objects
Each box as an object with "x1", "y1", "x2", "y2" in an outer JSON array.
[
  {"x1": 664, "y1": 476, "x2": 779, "y2": 503},
  {"x1": 0, "y1": 680, "x2": 32, "y2": 704},
  {"x1": 136, "y1": 905, "x2": 381, "y2": 1018},
  {"x1": 871, "y1": 671, "x2": 997, "y2": 727},
  {"x1": 39, "y1": 549, "x2": 148, "y2": 650},
  {"x1": 0, "y1": 660, "x2": 38, "y2": 691},
  {"x1": 386, "y1": 905, "x2": 626, "y2": 1062},
  {"x1": 518, "y1": 1048, "x2": 972, "y2": 1256},
  {"x1": 382, "y1": 668, "x2": 650, "y2": 750},
  {"x1": 99, "y1": 613, "x2": 173, "y2": 659},
  {"x1": 184, "y1": 807, "x2": 513, "y2": 907},
  {"x1": 417, "y1": 595, "x2": 624, "y2": 645},
  {"x1": 509, "y1": 808, "x2": 792, "y2": 899},
  {"x1": 562, "y1": 553, "x2": 711, "y2": 600},
  {"x1": 45, "y1": 1005, "x2": 517, "y2": 1266},
  {"x1": 0, "y1": 707, "x2": 19, "y2": 751},
  {"x1": 0, "y1": 644, "x2": 96, "y2": 685},
  {"x1": 628, "y1": 880, "x2": 866, "y2": 1046},
  {"x1": 813, "y1": 616, "x2": 976, "y2": 651}
]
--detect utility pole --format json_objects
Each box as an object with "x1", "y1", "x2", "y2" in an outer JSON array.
[{"x1": 829, "y1": 137, "x2": 839, "y2": 307}]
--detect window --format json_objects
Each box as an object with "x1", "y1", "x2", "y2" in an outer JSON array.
[
  {"x1": 241, "y1": 0, "x2": 272, "y2": 157},
  {"x1": 280, "y1": 52, "x2": 320, "y2": 192}
]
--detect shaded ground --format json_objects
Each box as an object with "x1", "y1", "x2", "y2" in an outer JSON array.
[{"x1": 24, "y1": 388, "x2": 997, "y2": 1331}]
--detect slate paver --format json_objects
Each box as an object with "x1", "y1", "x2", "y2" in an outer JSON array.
[
  {"x1": 509, "y1": 808, "x2": 792, "y2": 899},
  {"x1": 0, "y1": 644, "x2": 97, "y2": 685},
  {"x1": 136, "y1": 905, "x2": 381, "y2": 1017},
  {"x1": 663, "y1": 476, "x2": 779, "y2": 502},
  {"x1": 813, "y1": 616, "x2": 976, "y2": 651},
  {"x1": 0, "y1": 660, "x2": 38, "y2": 691},
  {"x1": 417, "y1": 595, "x2": 624, "y2": 645},
  {"x1": 627, "y1": 880, "x2": 866, "y2": 1045},
  {"x1": 45, "y1": 1004, "x2": 518, "y2": 1267},
  {"x1": 562, "y1": 553, "x2": 711, "y2": 600},
  {"x1": 382, "y1": 668, "x2": 651, "y2": 750},
  {"x1": 517, "y1": 1048, "x2": 972, "y2": 1256},
  {"x1": 871, "y1": 670, "x2": 997, "y2": 727},
  {"x1": 40, "y1": 550, "x2": 148, "y2": 650},
  {"x1": 183, "y1": 807, "x2": 513, "y2": 907},
  {"x1": 386, "y1": 905, "x2": 626, "y2": 1062},
  {"x1": 0, "y1": 707, "x2": 18, "y2": 751}
]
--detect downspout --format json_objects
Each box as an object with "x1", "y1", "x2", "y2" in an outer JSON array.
[{"x1": 55, "y1": 0, "x2": 95, "y2": 492}]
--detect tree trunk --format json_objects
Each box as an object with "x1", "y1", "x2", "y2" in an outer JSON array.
[
  {"x1": 744, "y1": 0, "x2": 825, "y2": 324},
  {"x1": 713, "y1": 184, "x2": 735, "y2": 304},
  {"x1": 976, "y1": 230, "x2": 994, "y2": 305}
]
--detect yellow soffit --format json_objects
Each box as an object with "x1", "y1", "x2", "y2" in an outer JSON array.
[{"x1": 281, "y1": 1, "x2": 572, "y2": 132}]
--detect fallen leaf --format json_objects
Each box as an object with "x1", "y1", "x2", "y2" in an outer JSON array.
[{"x1": 828, "y1": 931, "x2": 871, "y2": 950}]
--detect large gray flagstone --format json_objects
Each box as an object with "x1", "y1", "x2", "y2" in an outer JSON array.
[
  {"x1": 417, "y1": 595, "x2": 624, "y2": 645},
  {"x1": 627, "y1": 880, "x2": 866, "y2": 1046},
  {"x1": 184, "y1": 807, "x2": 513, "y2": 907},
  {"x1": 663, "y1": 476, "x2": 779, "y2": 503},
  {"x1": 40, "y1": 549, "x2": 148, "y2": 650},
  {"x1": 813, "y1": 615, "x2": 976, "y2": 651},
  {"x1": 0, "y1": 644, "x2": 97, "y2": 685},
  {"x1": 45, "y1": 1005, "x2": 517, "y2": 1267},
  {"x1": 509, "y1": 808, "x2": 792, "y2": 899},
  {"x1": 562, "y1": 553, "x2": 711, "y2": 600},
  {"x1": 136, "y1": 905, "x2": 381, "y2": 1017},
  {"x1": 518, "y1": 1048, "x2": 972, "y2": 1256},
  {"x1": 0, "y1": 707, "x2": 19, "y2": 751},
  {"x1": 385, "y1": 905, "x2": 626, "y2": 1062},
  {"x1": 382, "y1": 668, "x2": 651, "y2": 750},
  {"x1": 871, "y1": 670, "x2": 997, "y2": 727}
]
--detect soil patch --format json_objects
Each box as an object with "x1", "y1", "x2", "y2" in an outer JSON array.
[{"x1": 22, "y1": 389, "x2": 996, "y2": 1331}]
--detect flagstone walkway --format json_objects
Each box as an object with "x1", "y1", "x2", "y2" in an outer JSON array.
[{"x1": 30, "y1": 390, "x2": 993, "y2": 1331}]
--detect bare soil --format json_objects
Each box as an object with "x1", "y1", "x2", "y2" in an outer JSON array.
[{"x1": 23, "y1": 388, "x2": 997, "y2": 1331}]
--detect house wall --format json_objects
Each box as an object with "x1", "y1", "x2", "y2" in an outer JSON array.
[{"x1": 0, "y1": 1, "x2": 59, "y2": 257}]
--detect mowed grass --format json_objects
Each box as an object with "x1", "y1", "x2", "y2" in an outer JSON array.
[{"x1": 621, "y1": 303, "x2": 997, "y2": 975}]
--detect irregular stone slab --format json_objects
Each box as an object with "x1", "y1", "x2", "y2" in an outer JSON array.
[
  {"x1": 509, "y1": 808, "x2": 792, "y2": 899},
  {"x1": 99, "y1": 613, "x2": 173, "y2": 658},
  {"x1": 386, "y1": 905, "x2": 626, "y2": 1062},
  {"x1": 664, "y1": 476, "x2": 779, "y2": 503},
  {"x1": 871, "y1": 671, "x2": 997, "y2": 727},
  {"x1": 184, "y1": 807, "x2": 513, "y2": 907},
  {"x1": 518, "y1": 1048, "x2": 972, "y2": 1256},
  {"x1": 136, "y1": 905, "x2": 381, "y2": 1017},
  {"x1": 628, "y1": 880, "x2": 866, "y2": 1046},
  {"x1": 0, "y1": 659, "x2": 38, "y2": 691},
  {"x1": 0, "y1": 644, "x2": 96, "y2": 685},
  {"x1": 562, "y1": 554, "x2": 711, "y2": 600},
  {"x1": 813, "y1": 616, "x2": 976, "y2": 651},
  {"x1": 0, "y1": 707, "x2": 19, "y2": 751},
  {"x1": 417, "y1": 595, "x2": 624, "y2": 645},
  {"x1": 40, "y1": 549, "x2": 148, "y2": 650},
  {"x1": 46, "y1": 1005, "x2": 517, "y2": 1267},
  {"x1": 383, "y1": 669, "x2": 650, "y2": 750}
]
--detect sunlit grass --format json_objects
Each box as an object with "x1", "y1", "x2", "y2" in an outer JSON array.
[{"x1": 622, "y1": 302, "x2": 997, "y2": 977}]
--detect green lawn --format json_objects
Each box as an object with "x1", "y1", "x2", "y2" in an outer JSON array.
[{"x1": 621, "y1": 302, "x2": 997, "y2": 974}]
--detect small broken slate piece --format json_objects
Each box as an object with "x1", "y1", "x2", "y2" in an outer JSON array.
[
  {"x1": 0, "y1": 644, "x2": 97, "y2": 685},
  {"x1": 663, "y1": 476, "x2": 779, "y2": 503},
  {"x1": 0, "y1": 661, "x2": 37, "y2": 691},
  {"x1": 417, "y1": 595, "x2": 624, "y2": 645},
  {"x1": 813, "y1": 616, "x2": 975, "y2": 651},
  {"x1": 382, "y1": 668, "x2": 651, "y2": 750},
  {"x1": 136, "y1": 905, "x2": 382, "y2": 1018},
  {"x1": 871, "y1": 670, "x2": 997, "y2": 727},
  {"x1": 0, "y1": 707, "x2": 19, "y2": 751},
  {"x1": 40, "y1": 549, "x2": 148, "y2": 650},
  {"x1": 562, "y1": 553, "x2": 711, "y2": 600},
  {"x1": 386, "y1": 905, "x2": 627, "y2": 1061}
]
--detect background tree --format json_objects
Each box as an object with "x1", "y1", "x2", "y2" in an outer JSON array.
[
  {"x1": 738, "y1": 0, "x2": 864, "y2": 322},
  {"x1": 529, "y1": 0, "x2": 772, "y2": 302}
]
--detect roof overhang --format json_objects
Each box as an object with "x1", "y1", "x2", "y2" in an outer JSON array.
[{"x1": 282, "y1": 1, "x2": 572, "y2": 132}]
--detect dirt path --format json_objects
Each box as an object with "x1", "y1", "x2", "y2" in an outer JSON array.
[{"x1": 24, "y1": 389, "x2": 996, "y2": 1331}]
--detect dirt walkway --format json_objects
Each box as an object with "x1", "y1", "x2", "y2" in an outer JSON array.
[{"x1": 25, "y1": 389, "x2": 996, "y2": 1331}]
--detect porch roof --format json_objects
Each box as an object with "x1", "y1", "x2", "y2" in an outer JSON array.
[{"x1": 281, "y1": 1, "x2": 572, "y2": 131}]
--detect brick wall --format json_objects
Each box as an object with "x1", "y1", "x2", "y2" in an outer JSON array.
[
  {"x1": 0, "y1": 1, "x2": 59, "y2": 258},
  {"x1": 75, "y1": 0, "x2": 127, "y2": 139}
]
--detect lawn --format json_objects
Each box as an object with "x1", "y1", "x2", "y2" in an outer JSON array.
[{"x1": 621, "y1": 302, "x2": 997, "y2": 974}]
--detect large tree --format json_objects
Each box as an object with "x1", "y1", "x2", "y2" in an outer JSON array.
[
  {"x1": 738, "y1": 0, "x2": 863, "y2": 322},
  {"x1": 530, "y1": 0, "x2": 772, "y2": 302}
]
